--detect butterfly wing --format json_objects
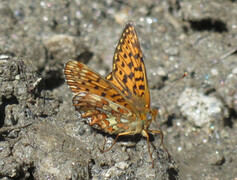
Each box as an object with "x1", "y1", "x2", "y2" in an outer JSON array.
[
  {"x1": 72, "y1": 92, "x2": 133, "y2": 134},
  {"x1": 64, "y1": 61, "x2": 136, "y2": 134},
  {"x1": 65, "y1": 60, "x2": 134, "y2": 111},
  {"x1": 106, "y1": 23, "x2": 150, "y2": 110}
]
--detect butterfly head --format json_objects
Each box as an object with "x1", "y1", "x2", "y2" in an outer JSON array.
[{"x1": 142, "y1": 108, "x2": 158, "y2": 129}]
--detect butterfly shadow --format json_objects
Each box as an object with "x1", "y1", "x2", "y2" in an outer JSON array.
[
  {"x1": 92, "y1": 129, "x2": 141, "y2": 151},
  {"x1": 93, "y1": 128, "x2": 168, "y2": 159}
]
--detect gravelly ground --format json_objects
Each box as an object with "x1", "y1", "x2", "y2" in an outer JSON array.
[{"x1": 0, "y1": 0, "x2": 236, "y2": 179}]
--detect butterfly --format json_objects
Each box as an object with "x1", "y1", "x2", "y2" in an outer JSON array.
[{"x1": 64, "y1": 23, "x2": 170, "y2": 167}]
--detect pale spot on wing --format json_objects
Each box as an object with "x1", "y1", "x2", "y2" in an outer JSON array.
[
  {"x1": 80, "y1": 92, "x2": 86, "y2": 96},
  {"x1": 70, "y1": 85, "x2": 78, "y2": 89},
  {"x1": 121, "y1": 118, "x2": 129, "y2": 123},
  {"x1": 106, "y1": 117, "x2": 117, "y2": 126},
  {"x1": 92, "y1": 95, "x2": 101, "y2": 101}
]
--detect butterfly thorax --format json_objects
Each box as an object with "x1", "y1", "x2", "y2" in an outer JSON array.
[{"x1": 123, "y1": 107, "x2": 156, "y2": 136}]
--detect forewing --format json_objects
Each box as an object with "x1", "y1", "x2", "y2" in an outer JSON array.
[
  {"x1": 64, "y1": 60, "x2": 134, "y2": 111},
  {"x1": 106, "y1": 23, "x2": 150, "y2": 109},
  {"x1": 73, "y1": 92, "x2": 133, "y2": 134}
]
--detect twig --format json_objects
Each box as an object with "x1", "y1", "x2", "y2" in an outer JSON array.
[{"x1": 0, "y1": 123, "x2": 32, "y2": 134}]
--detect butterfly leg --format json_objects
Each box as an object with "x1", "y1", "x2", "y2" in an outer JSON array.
[
  {"x1": 100, "y1": 131, "x2": 135, "y2": 153},
  {"x1": 141, "y1": 130, "x2": 155, "y2": 168},
  {"x1": 147, "y1": 129, "x2": 170, "y2": 158}
]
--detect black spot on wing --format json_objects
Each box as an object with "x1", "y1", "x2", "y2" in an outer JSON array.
[
  {"x1": 134, "y1": 66, "x2": 142, "y2": 71},
  {"x1": 117, "y1": 98, "x2": 125, "y2": 102},
  {"x1": 128, "y1": 61, "x2": 133, "y2": 69},
  {"x1": 139, "y1": 85, "x2": 145, "y2": 90},
  {"x1": 96, "y1": 77, "x2": 100, "y2": 82},
  {"x1": 128, "y1": 72, "x2": 134, "y2": 80},
  {"x1": 110, "y1": 93, "x2": 121, "y2": 98},
  {"x1": 132, "y1": 85, "x2": 137, "y2": 95},
  {"x1": 135, "y1": 77, "x2": 144, "y2": 81},
  {"x1": 134, "y1": 54, "x2": 139, "y2": 59},
  {"x1": 122, "y1": 75, "x2": 128, "y2": 84},
  {"x1": 101, "y1": 92, "x2": 106, "y2": 97}
]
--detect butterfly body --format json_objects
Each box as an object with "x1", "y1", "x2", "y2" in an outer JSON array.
[{"x1": 65, "y1": 23, "x2": 169, "y2": 167}]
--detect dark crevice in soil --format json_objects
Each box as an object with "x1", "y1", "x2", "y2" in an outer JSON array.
[
  {"x1": 28, "y1": 166, "x2": 36, "y2": 180},
  {"x1": 0, "y1": 96, "x2": 19, "y2": 127},
  {"x1": 40, "y1": 64, "x2": 64, "y2": 90},
  {"x1": 17, "y1": 165, "x2": 35, "y2": 180},
  {"x1": 188, "y1": 18, "x2": 228, "y2": 33},
  {"x1": 166, "y1": 114, "x2": 175, "y2": 127},
  {"x1": 204, "y1": 87, "x2": 216, "y2": 95},
  {"x1": 88, "y1": 159, "x2": 95, "y2": 179},
  {"x1": 42, "y1": 50, "x2": 93, "y2": 90},
  {"x1": 167, "y1": 167, "x2": 179, "y2": 180},
  {"x1": 44, "y1": 74, "x2": 65, "y2": 90},
  {"x1": 75, "y1": 50, "x2": 94, "y2": 64},
  {"x1": 189, "y1": 71, "x2": 196, "y2": 79},
  {"x1": 224, "y1": 108, "x2": 236, "y2": 128},
  {"x1": 162, "y1": 76, "x2": 168, "y2": 82}
]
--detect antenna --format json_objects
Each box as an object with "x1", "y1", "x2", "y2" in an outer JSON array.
[
  {"x1": 154, "y1": 71, "x2": 188, "y2": 122},
  {"x1": 210, "y1": 47, "x2": 237, "y2": 65},
  {"x1": 165, "y1": 72, "x2": 188, "y2": 94}
]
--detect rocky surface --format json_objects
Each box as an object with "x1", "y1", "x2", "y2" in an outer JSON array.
[{"x1": 0, "y1": 0, "x2": 236, "y2": 179}]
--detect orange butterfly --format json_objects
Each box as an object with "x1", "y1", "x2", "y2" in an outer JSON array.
[{"x1": 64, "y1": 23, "x2": 170, "y2": 167}]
